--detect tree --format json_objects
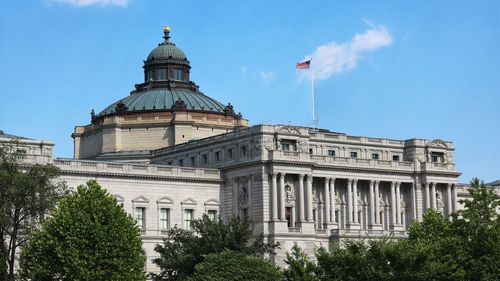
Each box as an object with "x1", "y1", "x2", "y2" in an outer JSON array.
[
  {"x1": 152, "y1": 215, "x2": 278, "y2": 281},
  {"x1": 186, "y1": 251, "x2": 283, "y2": 281},
  {"x1": 0, "y1": 142, "x2": 68, "y2": 281},
  {"x1": 19, "y1": 180, "x2": 146, "y2": 281},
  {"x1": 283, "y1": 244, "x2": 319, "y2": 281}
]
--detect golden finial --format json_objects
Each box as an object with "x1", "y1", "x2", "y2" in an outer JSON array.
[{"x1": 163, "y1": 25, "x2": 171, "y2": 33}]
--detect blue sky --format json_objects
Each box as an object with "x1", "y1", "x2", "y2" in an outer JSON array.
[{"x1": 0, "y1": 0, "x2": 499, "y2": 183}]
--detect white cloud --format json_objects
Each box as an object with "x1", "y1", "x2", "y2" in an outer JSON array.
[
  {"x1": 302, "y1": 21, "x2": 393, "y2": 80},
  {"x1": 259, "y1": 71, "x2": 276, "y2": 84},
  {"x1": 46, "y1": 0, "x2": 130, "y2": 7}
]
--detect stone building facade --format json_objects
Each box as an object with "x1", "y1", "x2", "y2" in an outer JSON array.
[{"x1": 2, "y1": 27, "x2": 484, "y2": 274}]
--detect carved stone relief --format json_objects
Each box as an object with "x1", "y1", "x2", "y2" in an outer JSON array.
[
  {"x1": 239, "y1": 186, "x2": 248, "y2": 205},
  {"x1": 279, "y1": 126, "x2": 300, "y2": 135},
  {"x1": 263, "y1": 137, "x2": 274, "y2": 151}
]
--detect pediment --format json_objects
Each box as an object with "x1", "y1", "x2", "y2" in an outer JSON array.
[
  {"x1": 204, "y1": 199, "x2": 220, "y2": 206},
  {"x1": 132, "y1": 195, "x2": 150, "y2": 203},
  {"x1": 181, "y1": 198, "x2": 198, "y2": 206},
  {"x1": 157, "y1": 196, "x2": 174, "y2": 205},
  {"x1": 427, "y1": 139, "x2": 447, "y2": 148}
]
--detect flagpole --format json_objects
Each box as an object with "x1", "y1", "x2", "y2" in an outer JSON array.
[{"x1": 311, "y1": 68, "x2": 317, "y2": 130}]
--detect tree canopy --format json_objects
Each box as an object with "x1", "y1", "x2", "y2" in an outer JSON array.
[
  {"x1": 186, "y1": 251, "x2": 283, "y2": 281},
  {"x1": 152, "y1": 215, "x2": 278, "y2": 281},
  {"x1": 0, "y1": 142, "x2": 67, "y2": 281},
  {"x1": 19, "y1": 180, "x2": 146, "y2": 281},
  {"x1": 284, "y1": 178, "x2": 500, "y2": 281}
]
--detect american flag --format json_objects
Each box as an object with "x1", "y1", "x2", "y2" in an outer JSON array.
[{"x1": 296, "y1": 59, "x2": 311, "y2": 69}]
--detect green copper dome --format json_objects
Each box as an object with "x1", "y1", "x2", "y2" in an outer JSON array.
[
  {"x1": 97, "y1": 88, "x2": 226, "y2": 117},
  {"x1": 146, "y1": 26, "x2": 187, "y2": 61}
]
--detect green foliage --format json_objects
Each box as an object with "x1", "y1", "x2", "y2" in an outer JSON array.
[
  {"x1": 0, "y1": 142, "x2": 68, "y2": 280},
  {"x1": 152, "y1": 215, "x2": 278, "y2": 281},
  {"x1": 186, "y1": 251, "x2": 283, "y2": 281},
  {"x1": 283, "y1": 244, "x2": 318, "y2": 281},
  {"x1": 19, "y1": 180, "x2": 146, "y2": 281},
  {"x1": 315, "y1": 239, "x2": 399, "y2": 281}
]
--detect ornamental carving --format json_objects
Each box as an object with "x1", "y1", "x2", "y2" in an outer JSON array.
[
  {"x1": 285, "y1": 184, "x2": 295, "y2": 202},
  {"x1": 400, "y1": 194, "x2": 406, "y2": 210},
  {"x1": 279, "y1": 126, "x2": 301, "y2": 135},
  {"x1": 263, "y1": 137, "x2": 274, "y2": 151},
  {"x1": 444, "y1": 152, "x2": 454, "y2": 164},
  {"x1": 254, "y1": 139, "x2": 261, "y2": 152},
  {"x1": 239, "y1": 186, "x2": 248, "y2": 205},
  {"x1": 436, "y1": 192, "x2": 444, "y2": 215},
  {"x1": 416, "y1": 151, "x2": 426, "y2": 163},
  {"x1": 297, "y1": 140, "x2": 309, "y2": 153},
  {"x1": 312, "y1": 187, "x2": 318, "y2": 203},
  {"x1": 428, "y1": 139, "x2": 447, "y2": 148},
  {"x1": 335, "y1": 192, "x2": 342, "y2": 206}
]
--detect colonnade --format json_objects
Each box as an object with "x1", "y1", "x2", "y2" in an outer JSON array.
[{"x1": 270, "y1": 173, "x2": 458, "y2": 231}]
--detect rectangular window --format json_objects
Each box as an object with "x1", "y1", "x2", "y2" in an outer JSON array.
[
  {"x1": 228, "y1": 148, "x2": 233, "y2": 159},
  {"x1": 202, "y1": 154, "x2": 208, "y2": 164},
  {"x1": 281, "y1": 143, "x2": 290, "y2": 151},
  {"x1": 372, "y1": 153, "x2": 380, "y2": 160},
  {"x1": 215, "y1": 151, "x2": 221, "y2": 161},
  {"x1": 183, "y1": 209, "x2": 194, "y2": 230},
  {"x1": 190, "y1": 156, "x2": 196, "y2": 167},
  {"x1": 285, "y1": 207, "x2": 292, "y2": 228},
  {"x1": 179, "y1": 159, "x2": 184, "y2": 167},
  {"x1": 393, "y1": 155, "x2": 400, "y2": 161},
  {"x1": 156, "y1": 68, "x2": 167, "y2": 80},
  {"x1": 159, "y1": 208, "x2": 170, "y2": 230},
  {"x1": 350, "y1": 152, "x2": 358, "y2": 158},
  {"x1": 207, "y1": 210, "x2": 217, "y2": 221},
  {"x1": 309, "y1": 148, "x2": 313, "y2": 155},
  {"x1": 328, "y1": 150, "x2": 336, "y2": 157},
  {"x1": 241, "y1": 146, "x2": 247, "y2": 156},
  {"x1": 241, "y1": 208, "x2": 248, "y2": 218},
  {"x1": 431, "y1": 152, "x2": 444, "y2": 163},
  {"x1": 135, "y1": 207, "x2": 145, "y2": 229}
]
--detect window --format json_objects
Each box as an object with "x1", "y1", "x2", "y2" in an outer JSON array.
[
  {"x1": 159, "y1": 208, "x2": 170, "y2": 230},
  {"x1": 215, "y1": 151, "x2": 221, "y2": 161},
  {"x1": 431, "y1": 152, "x2": 444, "y2": 163},
  {"x1": 241, "y1": 208, "x2": 248, "y2": 218},
  {"x1": 393, "y1": 155, "x2": 400, "y2": 161},
  {"x1": 190, "y1": 156, "x2": 196, "y2": 167},
  {"x1": 285, "y1": 207, "x2": 292, "y2": 228},
  {"x1": 178, "y1": 159, "x2": 184, "y2": 167},
  {"x1": 328, "y1": 150, "x2": 336, "y2": 157},
  {"x1": 156, "y1": 68, "x2": 167, "y2": 80},
  {"x1": 281, "y1": 143, "x2": 290, "y2": 151},
  {"x1": 228, "y1": 148, "x2": 233, "y2": 159},
  {"x1": 183, "y1": 209, "x2": 194, "y2": 230},
  {"x1": 372, "y1": 153, "x2": 379, "y2": 160},
  {"x1": 240, "y1": 145, "x2": 247, "y2": 156},
  {"x1": 207, "y1": 210, "x2": 217, "y2": 221},
  {"x1": 202, "y1": 154, "x2": 208, "y2": 164},
  {"x1": 350, "y1": 152, "x2": 358, "y2": 158},
  {"x1": 145, "y1": 70, "x2": 153, "y2": 81},
  {"x1": 309, "y1": 148, "x2": 313, "y2": 155},
  {"x1": 135, "y1": 207, "x2": 145, "y2": 229}
]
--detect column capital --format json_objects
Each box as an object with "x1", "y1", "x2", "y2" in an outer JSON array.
[
  {"x1": 299, "y1": 173, "x2": 305, "y2": 180},
  {"x1": 271, "y1": 173, "x2": 278, "y2": 178},
  {"x1": 280, "y1": 172, "x2": 287, "y2": 177},
  {"x1": 306, "y1": 174, "x2": 313, "y2": 182},
  {"x1": 353, "y1": 179, "x2": 358, "y2": 184}
]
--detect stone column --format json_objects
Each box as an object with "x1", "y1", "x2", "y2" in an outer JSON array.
[
  {"x1": 424, "y1": 183, "x2": 430, "y2": 210},
  {"x1": 298, "y1": 174, "x2": 305, "y2": 222},
  {"x1": 306, "y1": 175, "x2": 313, "y2": 222},
  {"x1": 271, "y1": 173, "x2": 278, "y2": 221},
  {"x1": 452, "y1": 184, "x2": 458, "y2": 212},
  {"x1": 324, "y1": 178, "x2": 331, "y2": 224},
  {"x1": 374, "y1": 181, "x2": 380, "y2": 224},
  {"x1": 232, "y1": 178, "x2": 238, "y2": 215},
  {"x1": 396, "y1": 182, "x2": 401, "y2": 224},
  {"x1": 431, "y1": 182, "x2": 436, "y2": 209},
  {"x1": 247, "y1": 175, "x2": 253, "y2": 218},
  {"x1": 447, "y1": 183, "x2": 452, "y2": 216},
  {"x1": 369, "y1": 180, "x2": 375, "y2": 226},
  {"x1": 331, "y1": 178, "x2": 336, "y2": 223},
  {"x1": 347, "y1": 179, "x2": 353, "y2": 223},
  {"x1": 353, "y1": 179, "x2": 359, "y2": 223},
  {"x1": 279, "y1": 173, "x2": 286, "y2": 221},
  {"x1": 411, "y1": 182, "x2": 417, "y2": 219},
  {"x1": 390, "y1": 181, "x2": 396, "y2": 226}
]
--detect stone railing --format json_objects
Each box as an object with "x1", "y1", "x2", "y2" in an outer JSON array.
[
  {"x1": 269, "y1": 151, "x2": 415, "y2": 171},
  {"x1": 54, "y1": 159, "x2": 221, "y2": 180}
]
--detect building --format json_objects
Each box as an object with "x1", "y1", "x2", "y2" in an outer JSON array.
[{"x1": 2, "y1": 27, "x2": 478, "y2": 273}]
